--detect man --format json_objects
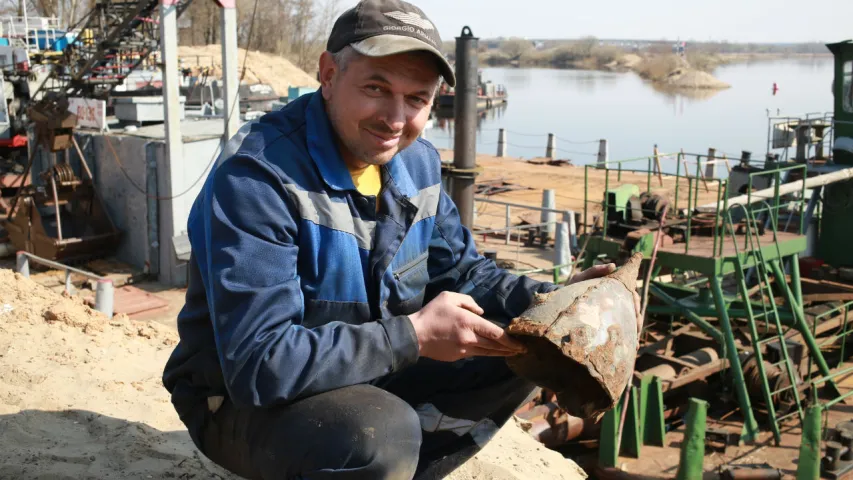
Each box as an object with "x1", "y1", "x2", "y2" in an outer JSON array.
[{"x1": 163, "y1": 1, "x2": 619, "y2": 478}]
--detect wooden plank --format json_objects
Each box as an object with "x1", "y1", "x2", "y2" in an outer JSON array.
[
  {"x1": 802, "y1": 293, "x2": 853, "y2": 304},
  {"x1": 664, "y1": 359, "x2": 728, "y2": 391}
]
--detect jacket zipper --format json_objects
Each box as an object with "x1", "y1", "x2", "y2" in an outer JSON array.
[{"x1": 393, "y1": 252, "x2": 429, "y2": 280}]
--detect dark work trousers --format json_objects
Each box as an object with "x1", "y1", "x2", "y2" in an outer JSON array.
[{"x1": 192, "y1": 356, "x2": 536, "y2": 480}]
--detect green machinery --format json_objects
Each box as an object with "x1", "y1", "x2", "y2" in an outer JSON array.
[
  {"x1": 580, "y1": 152, "x2": 853, "y2": 445},
  {"x1": 819, "y1": 40, "x2": 853, "y2": 267}
]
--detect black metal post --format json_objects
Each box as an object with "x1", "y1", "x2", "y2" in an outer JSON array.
[{"x1": 451, "y1": 26, "x2": 479, "y2": 229}]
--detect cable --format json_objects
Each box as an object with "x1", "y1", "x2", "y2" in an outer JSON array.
[
  {"x1": 105, "y1": 128, "x2": 220, "y2": 200},
  {"x1": 555, "y1": 148, "x2": 597, "y2": 157},
  {"x1": 505, "y1": 130, "x2": 546, "y2": 138},
  {"x1": 240, "y1": 0, "x2": 261, "y2": 82},
  {"x1": 555, "y1": 137, "x2": 600, "y2": 145}
]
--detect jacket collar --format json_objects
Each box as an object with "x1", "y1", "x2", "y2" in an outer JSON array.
[
  {"x1": 305, "y1": 91, "x2": 354, "y2": 192},
  {"x1": 305, "y1": 91, "x2": 417, "y2": 198}
]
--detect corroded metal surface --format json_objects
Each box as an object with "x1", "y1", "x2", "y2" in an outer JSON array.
[{"x1": 506, "y1": 253, "x2": 642, "y2": 418}]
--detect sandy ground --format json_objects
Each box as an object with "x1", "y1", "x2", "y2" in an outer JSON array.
[
  {"x1": 0, "y1": 269, "x2": 586, "y2": 479},
  {"x1": 439, "y1": 149, "x2": 721, "y2": 227},
  {"x1": 445, "y1": 418, "x2": 586, "y2": 480},
  {"x1": 178, "y1": 45, "x2": 319, "y2": 96}
]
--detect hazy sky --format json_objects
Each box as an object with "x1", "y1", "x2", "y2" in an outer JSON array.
[{"x1": 339, "y1": 0, "x2": 853, "y2": 43}]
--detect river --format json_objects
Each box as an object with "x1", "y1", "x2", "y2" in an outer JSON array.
[{"x1": 424, "y1": 58, "x2": 834, "y2": 166}]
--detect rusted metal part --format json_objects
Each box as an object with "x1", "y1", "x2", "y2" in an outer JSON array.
[
  {"x1": 516, "y1": 400, "x2": 596, "y2": 447},
  {"x1": 741, "y1": 355, "x2": 800, "y2": 407},
  {"x1": 680, "y1": 347, "x2": 720, "y2": 367},
  {"x1": 639, "y1": 363, "x2": 680, "y2": 380},
  {"x1": 475, "y1": 178, "x2": 533, "y2": 196},
  {"x1": 720, "y1": 466, "x2": 783, "y2": 480},
  {"x1": 506, "y1": 253, "x2": 643, "y2": 418}
]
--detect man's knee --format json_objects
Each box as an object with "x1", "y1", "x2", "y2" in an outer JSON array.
[{"x1": 303, "y1": 385, "x2": 422, "y2": 479}]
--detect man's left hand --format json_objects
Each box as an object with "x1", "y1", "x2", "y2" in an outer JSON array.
[{"x1": 565, "y1": 263, "x2": 644, "y2": 337}]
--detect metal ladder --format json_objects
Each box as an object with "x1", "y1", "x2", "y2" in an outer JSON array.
[{"x1": 726, "y1": 203, "x2": 804, "y2": 445}]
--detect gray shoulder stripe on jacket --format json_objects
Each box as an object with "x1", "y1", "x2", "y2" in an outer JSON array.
[
  {"x1": 410, "y1": 183, "x2": 441, "y2": 224},
  {"x1": 283, "y1": 185, "x2": 376, "y2": 250}
]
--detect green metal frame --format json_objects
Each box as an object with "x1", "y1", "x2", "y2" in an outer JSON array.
[{"x1": 583, "y1": 155, "x2": 853, "y2": 444}]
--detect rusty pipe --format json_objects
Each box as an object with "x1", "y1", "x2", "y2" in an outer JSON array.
[
  {"x1": 720, "y1": 467, "x2": 782, "y2": 480},
  {"x1": 640, "y1": 363, "x2": 680, "y2": 380},
  {"x1": 680, "y1": 347, "x2": 719, "y2": 367},
  {"x1": 525, "y1": 414, "x2": 595, "y2": 447}
]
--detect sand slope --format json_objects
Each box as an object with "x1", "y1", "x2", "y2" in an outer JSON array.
[
  {"x1": 0, "y1": 270, "x2": 237, "y2": 479},
  {"x1": 0, "y1": 269, "x2": 585, "y2": 479},
  {"x1": 178, "y1": 45, "x2": 319, "y2": 96},
  {"x1": 445, "y1": 418, "x2": 587, "y2": 480}
]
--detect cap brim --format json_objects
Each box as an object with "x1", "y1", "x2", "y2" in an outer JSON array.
[{"x1": 350, "y1": 35, "x2": 456, "y2": 88}]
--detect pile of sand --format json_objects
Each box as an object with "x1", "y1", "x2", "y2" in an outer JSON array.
[
  {"x1": 659, "y1": 68, "x2": 730, "y2": 89},
  {"x1": 0, "y1": 268, "x2": 586, "y2": 479},
  {"x1": 0, "y1": 269, "x2": 235, "y2": 479},
  {"x1": 615, "y1": 53, "x2": 642, "y2": 69},
  {"x1": 178, "y1": 45, "x2": 319, "y2": 96},
  {"x1": 445, "y1": 418, "x2": 587, "y2": 480}
]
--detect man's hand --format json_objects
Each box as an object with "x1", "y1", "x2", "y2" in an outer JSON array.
[
  {"x1": 567, "y1": 263, "x2": 644, "y2": 336},
  {"x1": 408, "y1": 292, "x2": 527, "y2": 362}
]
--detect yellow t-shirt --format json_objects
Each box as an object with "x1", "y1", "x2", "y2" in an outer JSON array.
[{"x1": 349, "y1": 164, "x2": 382, "y2": 206}]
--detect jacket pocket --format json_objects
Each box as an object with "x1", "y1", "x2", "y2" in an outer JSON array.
[{"x1": 387, "y1": 252, "x2": 429, "y2": 316}]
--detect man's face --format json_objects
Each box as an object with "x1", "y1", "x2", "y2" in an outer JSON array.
[{"x1": 320, "y1": 50, "x2": 438, "y2": 168}]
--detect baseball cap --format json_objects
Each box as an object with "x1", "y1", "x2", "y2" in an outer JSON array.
[{"x1": 326, "y1": 0, "x2": 456, "y2": 87}]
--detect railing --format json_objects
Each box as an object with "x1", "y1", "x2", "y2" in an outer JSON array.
[
  {"x1": 580, "y1": 150, "x2": 811, "y2": 258},
  {"x1": 0, "y1": 15, "x2": 61, "y2": 52},
  {"x1": 15, "y1": 251, "x2": 115, "y2": 319},
  {"x1": 583, "y1": 151, "x2": 728, "y2": 255},
  {"x1": 765, "y1": 112, "x2": 835, "y2": 163},
  {"x1": 472, "y1": 196, "x2": 578, "y2": 282},
  {"x1": 742, "y1": 164, "x2": 809, "y2": 244},
  {"x1": 811, "y1": 301, "x2": 853, "y2": 370}
]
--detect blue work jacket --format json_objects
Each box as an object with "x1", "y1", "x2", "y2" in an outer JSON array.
[{"x1": 162, "y1": 91, "x2": 555, "y2": 432}]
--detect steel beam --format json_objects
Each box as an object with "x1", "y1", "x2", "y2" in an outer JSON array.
[{"x1": 219, "y1": 4, "x2": 240, "y2": 140}]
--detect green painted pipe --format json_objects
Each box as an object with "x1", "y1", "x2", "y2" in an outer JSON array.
[
  {"x1": 770, "y1": 259, "x2": 842, "y2": 398},
  {"x1": 675, "y1": 398, "x2": 708, "y2": 480},
  {"x1": 709, "y1": 276, "x2": 759, "y2": 443},
  {"x1": 795, "y1": 405, "x2": 821, "y2": 480},
  {"x1": 649, "y1": 284, "x2": 724, "y2": 344}
]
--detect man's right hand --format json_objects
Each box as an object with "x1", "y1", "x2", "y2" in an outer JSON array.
[{"x1": 408, "y1": 292, "x2": 527, "y2": 362}]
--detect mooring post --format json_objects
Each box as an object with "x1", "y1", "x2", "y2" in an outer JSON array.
[
  {"x1": 705, "y1": 147, "x2": 717, "y2": 179},
  {"x1": 95, "y1": 278, "x2": 115, "y2": 319},
  {"x1": 554, "y1": 221, "x2": 570, "y2": 280},
  {"x1": 497, "y1": 128, "x2": 507, "y2": 157},
  {"x1": 597, "y1": 139, "x2": 609, "y2": 169},
  {"x1": 450, "y1": 26, "x2": 480, "y2": 229},
  {"x1": 541, "y1": 189, "x2": 556, "y2": 239},
  {"x1": 675, "y1": 398, "x2": 708, "y2": 480},
  {"x1": 563, "y1": 211, "x2": 578, "y2": 251},
  {"x1": 795, "y1": 405, "x2": 821, "y2": 480},
  {"x1": 15, "y1": 251, "x2": 29, "y2": 277},
  {"x1": 546, "y1": 133, "x2": 556, "y2": 159}
]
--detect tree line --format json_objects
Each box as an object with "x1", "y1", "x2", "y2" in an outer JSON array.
[{"x1": 0, "y1": 0, "x2": 339, "y2": 74}]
